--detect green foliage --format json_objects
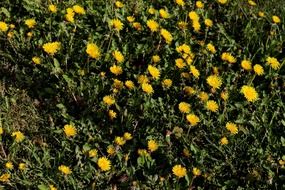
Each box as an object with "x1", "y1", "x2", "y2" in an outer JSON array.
[{"x1": 0, "y1": 0, "x2": 285, "y2": 189}]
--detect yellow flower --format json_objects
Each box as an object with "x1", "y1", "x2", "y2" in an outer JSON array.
[
  {"x1": 97, "y1": 157, "x2": 111, "y2": 171},
  {"x1": 192, "y1": 167, "x2": 201, "y2": 176},
  {"x1": 220, "y1": 137, "x2": 228, "y2": 145},
  {"x1": 65, "y1": 12, "x2": 75, "y2": 23},
  {"x1": 148, "y1": 65, "x2": 160, "y2": 79},
  {"x1": 18, "y1": 163, "x2": 26, "y2": 170},
  {"x1": 178, "y1": 21, "x2": 188, "y2": 30},
  {"x1": 226, "y1": 122, "x2": 238, "y2": 134},
  {"x1": 86, "y1": 43, "x2": 100, "y2": 59},
  {"x1": 25, "y1": 19, "x2": 36, "y2": 28},
  {"x1": 221, "y1": 91, "x2": 229, "y2": 101},
  {"x1": 272, "y1": 15, "x2": 281, "y2": 24},
  {"x1": 253, "y1": 64, "x2": 264, "y2": 75},
  {"x1": 0, "y1": 173, "x2": 10, "y2": 182},
  {"x1": 112, "y1": 50, "x2": 124, "y2": 63},
  {"x1": 115, "y1": 136, "x2": 126, "y2": 146},
  {"x1": 89, "y1": 149, "x2": 98, "y2": 157},
  {"x1": 162, "y1": 79, "x2": 172, "y2": 88},
  {"x1": 110, "y1": 65, "x2": 123, "y2": 75},
  {"x1": 148, "y1": 139, "x2": 158, "y2": 152},
  {"x1": 206, "y1": 100, "x2": 219, "y2": 112},
  {"x1": 159, "y1": 9, "x2": 170, "y2": 19},
  {"x1": 43, "y1": 42, "x2": 61, "y2": 55},
  {"x1": 32, "y1": 56, "x2": 41, "y2": 64},
  {"x1": 108, "y1": 110, "x2": 117, "y2": 120},
  {"x1": 196, "y1": 1, "x2": 204, "y2": 8},
  {"x1": 190, "y1": 65, "x2": 200, "y2": 78},
  {"x1": 266, "y1": 57, "x2": 280, "y2": 70},
  {"x1": 107, "y1": 145, "x2": 116, "y2": 155},
  {"x1": 258, "y1": 11, "x2": 265, "y2": 17},
  {"x1": 49, "y1": 4, "x2": 57, "y2": 13},
  {"x1": 49, "y1": 185, "x2": 57, "y2": 190},
  {"x1": 241, "y1": 60, "x2": 252, "y2": 71},
  {"x1": 138, "y1": 75, "x2": 149, "y2": 84},
  {"x1": 64, "y1": 124, "x2": 77, "y2": 137},
  {"x1": 110, "y1": 18, "x2": 124, "y2": 31},
  {"x1": 142, "y1": 83, "x2": 154, "y2": 94},
  {"x1": 221, "y1": 52, "x2": 236, "y2": 63},
  {"x1": 103, "y1": 95, "x2": 115, "y2": 106},
  {"x1": 138, "y1": 149, "x2": 149, "y2": 156},
  {"x1": 127, "y1": 16, "x2": 135, "y2": 23},
  {"x1": 207, "y1": 75, "x2": 222, "y2": 89},
  {"x1": 125, "y1": 80, "x2": 135, "y2": 89},
  {"x1": 175, "y1": 0, "x2": 185, "y2": 6},
  {"x1": 7, "y1": 31, "x2": 14, "y2": 38},
  {"x1": 58, "y1": 165, "x2": 72, "y2": 175},
  {"x1": 133, "y1": 22, "x2": 142, "y2": 30},
  {"x1": 0, "y1": 21, "x2": 8, "y2": 32},
  {"x1": 148, "y1": 7, "x2": 156, "y2": 14},
  {"x1": 175, "y1": 58, "x2": 186, "y2": 69},
  {"x1": 204, "y1": 19, "x2": 213, "y2": 27},
  {"x1": 73, "y1": 5, "x2": 86, "y2": 14},
  {"x1": 172, "y1": 165, "x2": 187, "y2": 178},
  {"x1": 206, "y1": 43, "x2": 216, "y2": 54},
  {"x1": 240, "y1": 85, "x2": 258, "y2": 102},
  {"x1": 146, "y1": 19, "x2": 159, "y2": 32},
  {"x1": 186, "y1": 114, "x2": 200, "y2": 126},
  {"x1": 184, "y1": 86, "x2": 196, "y2": 96},
  {"x1": 248, "y1": 0, "x2": 256, "y2": 6},
  {"x1": 188, "y1": 11, "x2": 199, "y2": 21},
  {"x1": 5, "y1": 161, "x2": 13, "y2": 170},
  {"x1": 178, "y1": 102, "x2": 191, "y2": 114},
  {"x1": 27, "y1": 32, "x2": 33, "y2": 37},
  {"x1": 218, "y1": 0, "x2": 228, "y2": 4},
  {"x1": 11, "y1": 131, "x2": 25, "y2": 142},
  {"x1": 199, "y1": 91, "x2": 209, "y2": 102},
  {"x1": 0, "y1": 127, "x2": 3, "y2": 135},
  {"x1": 192, "y1": 21, "x2": 201, "y2": 32},
  {"x1": 152, "y1": 55, "x2": 161, "y2": 63},
  {"x1": 123, "y1": 132, "x2": 133, "y2": 140},
  {"x1": 160, "y1": 29, "x2": 173, "y2": 44},
  {"x1": 115, "y1": 1, "x2": 124, "y2": 8}
]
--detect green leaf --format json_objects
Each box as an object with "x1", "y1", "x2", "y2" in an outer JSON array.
[{"x1": 37, "y1": 184, "x2": 49, "y2": 190}]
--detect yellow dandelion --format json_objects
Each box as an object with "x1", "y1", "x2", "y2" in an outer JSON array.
[
  {"x1": 5, "y1": 161, "x2": 13, "y2": 170},
  {"x1": 110, "y1": 65, "x2": 123, "y2": 75},
  {"x1": 86, "y1": 43, "x2": 100, "y2": 59},
  {"x1": 123, "y1": 132, "x2": 133, "y2": 140},
  {"x1": 64, "y1": 124, "x2": 77, "y2": 137},
  {"x1": 138, "y1": 75, "x2": 149, "y2": 84},
  {"x1": 172, "y1": 165, "x2": 187, "y2": 178},
  {"x1": 218, "y1": 0, "x2": 228, "y2": 4},
  {"x1": 240, "y1": 85, "x2": 258, "y2": 102},
  {"x1": 207, "y1": 75, "x2": 222, "y2": 89},
  {"x1": 160, "y1": 29, "x2": 173, "y2": 44},
  {"x1": 178, "y1": 102, "x2": 191, "y2": 114},
  {"x1": 190, "y1": 65, "x2": 200, "y2": 78},
  {"x1": 205, "y1": 19, "x2": 213, "y2": 27},
  {"x1": 148, "y1": 65, "x2": 160, "y2": 79},
  {"x1": 32, "y1": 56, "x2": 41, "y2": 65},
  {"x1": 43, "y1": 42, "x2": 61, "y2": 56},
  {"x1": 221, "y1": 91, "x2": 229, "y2": 101},
  {"x1": 206, "y1": 100, "x2": 219, "y2": 112},
  {"x1": 272, "y1": 15, "x2": 281, "y2": 24},
  {"x1": 110, "y1": 18, "x2": 124, "y2": 31},
  {"x1": 226, "y1": 122, "x2": 238, "y2": 134},
  {"x1": 206, "y1": 43, "x2": 216, "y2": 54},
  {"x1": 266, "y1": 57, "x2": 280, "y2": 70},
  {"x1": 73, "y1": 5, "x2": 86, "y2": 15},
  {"x1": 103, "y1": 95, "x2": 115, "y2": 106},
  {"x1": 49, "y1": 4, "x2": 57, "y2": 13},
  {"x1": 97, "y1": 157, "x2": 111, "y2": 171},
  {"x1": 115, "y1": 136, "x2": 126, "y2": 146},
  {"x1": 186, "y1": 114, "x2": 200, "y2": 126},
  {"x1": 18, "y1": 163, "x2": 26, "y2": 170},
  {"x1": 192, "y1": 167, "x2": 201, "y2": 176},
  {"x1": 159, "y1": 9, "x2": 170, "y2": 19},
  {"x1": 220, "y1": 137, "x2": 228, "y2": 145},
  {"x1": 58, "y1": 165, "x2": 72, "y2": 175},
  {"x1": 115, "y1": 1, "x2": 124, "y2": 8},
  {"x1": 0, "y1": 21, "x2": 8, "y2": 32},
  {"x1": 127, "y1": 16, "x2": 135, "y2": 23},
  {"x1": 142, "y1": 83, "x2": 154, "y2": 94},
  {"x1": 152, "y1": 55, "x2": 161, "y2": 63},
  {"x1": 108, "y1": 110, "x2": 117, "y2": 120},
  {"x1": 241, "y1": 60, "x2": 252, "y2": 71},
  {"x1": 112, "y1": 50, "x2": 124, "y2": 63},
  {"x1": 176, "y1": 0, "x2": 185, "y2": 6},
  {"x1": 11, "y1": 131, "x2": 25, "y2": 142},
  {"x1": 125, "y1": 80, "x2": 135, "y2": 89},
  {"x1": 253, "y1": 64, "x2": 264, "y2": 75},
  {"x1": 188, "y1": 11, "x2": 199, "y2": 21},
  {"x1": 25, "y1": 19, "x2": 36, "y2": 28},
  {"x1": 0, "y1": 173, "x2": 10, "y2": 182},
  {"x1": 162, "y1": 79, "x2": 172, "y2": 88},
  {"x1": 147, "y1": 19, "x2": 159, "y2": 32},
  {"x1": 196, "y1": 1, "x2": 204, "y2": 8},
  {"x1": 107, "y1": 145, "x2": 116, "y2": 155},
  {"x1": 148, "y1": 139, "x2": 158, "y2": 152}
]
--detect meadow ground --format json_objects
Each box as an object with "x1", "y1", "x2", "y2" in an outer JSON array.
[{"x1": 0, "y1": 0, "x2": 285, "y2": 189}]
